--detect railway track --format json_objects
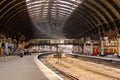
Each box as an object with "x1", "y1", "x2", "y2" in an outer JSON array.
[
  {"x1": 66, "y1": 54, "x2": 120, "y2": 69},
  {"x1": 40, "y1": 56, "x2": 79, "y2": 80},
  {"x1": 39, "y1": 53, "x2": 120, "y2": 80}
]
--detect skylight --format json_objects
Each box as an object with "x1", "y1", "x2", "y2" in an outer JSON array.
[{"x1": 25, "y1": 0, "x2": 83, "y2": 38}]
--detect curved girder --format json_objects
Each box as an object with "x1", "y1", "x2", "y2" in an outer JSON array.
[
  {"x1": 0, "y1": 0, "x2": 27, "y2": 31},
  {"x1": 64, "y1": 5, "x2": 105, "y2": 37},
  {"x1": 30, "y1": 14, "x2": 68, "y2": 24},
  {"x1": 74, "y1": 8, "x2": 96, "y2": 29},
  {"x1": 65, "y1": 18, "x2": 93, "y2": 38},
  {"x1": 65, "y1": 4, "x2": 100, "y2": 31},
  {"x1": 64, "y1": 0, "x2": 120, "y2": 40},
  {"x1": 69, "y1": 3, "x2": 105, "y2": 33},
  {"x1": 83, "y1": 0, "x2": 119, "y2": 38},
  {"x1": 88, "y1": 0, "x2": 114, "y2": 22},
  {"x1": 82, "y1": 2, "x2": 108, "y2": 24},
  {"x1": 113, "y1": 0, "x2": 120, "y2": 9},
  {"x1": 28, "y1": 7, "x2": 71, "y2": 15},
  {"x1": 68, "y1": 13, "x2": 94, "y2": 30},
  {"x1": 87, "y1": 0, "x2": 117, "y2": 31},
  {"x1": 75, "y1": 6, "x2": 101, "y2": 34},
  {"x1": 0, "y1": 0, "x2": 34, "y2": 40},
  {"x1": 100, "y1": 0, "x2": 120, "y2": 20},
  {"x1": 27, "y1": 2, "x2": 76, "y2": 10},
  {"x1": 0, "y1": 0, "x2": 6, "y2": 5},
  {"x1": 0, "y1": 1, "x2": 24, "y2": 20},
  {"x1": 30, "y1": 12, "x2": 69, "y2": 20},
  {"x1": 26, "y1": 0, "x2": 79, "y2": 8},
  {"x1": 3, "y1": 9, "x2": 27, "y2": 30},
  {"x1": 28, "y1": 5, "x2": 74, "y2": 15},
  {"x1": 28, "y1": 8, "x2": 70, "y2": 20},
  {"x1": 2, "y1": 5, "x2": 27, "y2": 27},
  {"x1": 95, "y1": 0, "x2": 120, "y2": 32},
  {"x1": 78, "y1": 2, "x2": 110, "y2": 35},
  {"x1": 0, "y1": 0, "x2": 120, "y2": 40},
  {"x1": 26, "y1": 0, "x2": 79, "y2": 23}
]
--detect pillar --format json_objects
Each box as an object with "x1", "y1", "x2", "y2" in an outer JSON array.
[
  {"x1": 118, "y1": 35, "x2": 120, "y2": 58},
  {"x1": 0, "y1": 39, "x2": 2, "y2": 56},
  {"x1": 91, "y1": 41, "x2": 93, "y2": 55},
  {"x1": 101, "y1": 39, "x2": 104, "y2": 56},
  {"x1": 83, "y1": 43, "x2": 86, "y2": 54}
]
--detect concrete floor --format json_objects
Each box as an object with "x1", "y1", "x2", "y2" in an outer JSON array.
[{"x1": 0, "y1": 54, "x2": 48, "y2": 80}]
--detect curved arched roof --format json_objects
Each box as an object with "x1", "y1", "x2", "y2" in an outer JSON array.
[
  {"x1": 64, "y1": 0, "x2": 120, "y2": 40},
  {"x1": 25, "y1": 0, "x2": 82, "y2": 38},
  {"x1": 0, "y1": 0, "x2": 120, "y2": 40}
]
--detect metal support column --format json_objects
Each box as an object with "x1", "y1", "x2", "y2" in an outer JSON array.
[
  {"x1": 101, "y1": 38, "x2": 104, "y2": 56},
  {"x1": 118, "y1": 34, "x2": 120, "y2": 58},
  {"x1": 91, "y1": 41, "x2": 93, "y2": 55},
  {"x1": 83, "y1": 43, "x2": 86, "y2": 54}
]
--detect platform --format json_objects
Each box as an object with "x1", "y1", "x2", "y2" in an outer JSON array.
[
  {"x1": 0, "y1": 54, "x2": 62, "y2": 80},
  {"x1": 70, "y1": 53, "x2": 120, "y2": 62}
]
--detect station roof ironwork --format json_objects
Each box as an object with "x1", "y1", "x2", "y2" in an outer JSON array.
[
  {"x1": 0, "y1": 0, "x2": 120, "y2": 41},
  {"x1": 25, "y1": 0, "x2": 82, "y2": 39}
]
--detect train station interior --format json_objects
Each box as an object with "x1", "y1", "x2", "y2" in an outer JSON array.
[{"x1": 0, "y1": 0, "x2": 120, "y2": 80}]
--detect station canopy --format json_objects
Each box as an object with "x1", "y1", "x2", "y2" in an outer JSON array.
[
  {"x1": 0, "y1": 0, "x2": 120, "y2": 40},
  {"x1": 26, "y1": 0, "x2": 82, "y2": 39}
]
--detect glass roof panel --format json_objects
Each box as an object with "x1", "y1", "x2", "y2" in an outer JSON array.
[
  {"x1": 59, "y1": 0, "x2": 72, "y2": 5},
  {"x1": 26, "y1": 0, "x2": 83, "y2": 20},
  {"x1": 26, "y1": 0, "x2": 83, "y2": 38}
]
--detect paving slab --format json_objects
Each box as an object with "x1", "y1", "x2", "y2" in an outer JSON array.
[{"x1": 0, "y1": 54, "x2": 48, "y2": 80}]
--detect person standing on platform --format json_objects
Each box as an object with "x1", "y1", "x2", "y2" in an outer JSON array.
[
  {"x1": 19, "y1": 48, "x2": 24, "y2": 57},
  {"x1": 3, "y1": 49, "x2": 7, "y2": 62},
  {"x1": 3, "y1": 41, "x2": 9, "y2": 62}
]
